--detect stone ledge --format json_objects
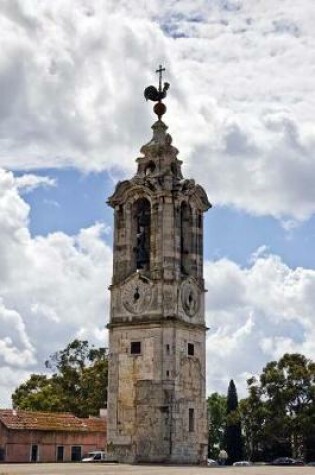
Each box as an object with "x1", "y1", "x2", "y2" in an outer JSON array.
[{"x1": 107, "y1": 317, "x2": 208, "y2": 331}]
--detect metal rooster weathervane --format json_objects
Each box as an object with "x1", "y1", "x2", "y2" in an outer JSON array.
[{"x1": 144, "y1": 65, "x2": 170, "y2": 119}]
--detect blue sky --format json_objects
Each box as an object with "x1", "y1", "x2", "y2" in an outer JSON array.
[{"x1": 0, "y1": 0, "x2": 315, "y2": 406}]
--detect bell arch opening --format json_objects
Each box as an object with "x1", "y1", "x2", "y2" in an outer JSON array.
[
  {"x1": 180, "y1": 201, "x2": 192, "y2": 275},
  {"x1": 133, "y1": 197, "x2": 151, "y2": 271}
]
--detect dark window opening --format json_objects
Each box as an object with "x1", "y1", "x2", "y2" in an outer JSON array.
[
  {"x1": 189, "y1": 408, "x2": 195, "y2": 432},
  {"x1": 166, "y1": 344, "x2": 170, "y2": 354},
  {"x1": 166, "y1": 370, "x2": 170, "y2": 377},
  {"x1": 145, "y1": 161, "x2": 156, "y2": 175},
  {"x1": 31, "y1": 444, "x2": 38, "y2": 462},
  {"x1": 71, "y1": 446, "x2": 82, "y2": 462},
  {"x1": 198, "y1": 213, "x2": 202, "y2": 228},
  {"x1": 188, "y1": 343, "x2": 195, "y2": 356},
  {"x1": 130, "y1": 341, "x2": 141, "y2": 355},
  {"x1": 56, "y1": 446, "x2": 64, "y2": 462},
  {"x1": 0, "y1": 447, "x2": 5, "y2": 461}
]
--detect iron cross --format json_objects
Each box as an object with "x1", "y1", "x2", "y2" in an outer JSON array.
[{"x1": 156, "y1": 65, "x2": 165, "y2": 93}]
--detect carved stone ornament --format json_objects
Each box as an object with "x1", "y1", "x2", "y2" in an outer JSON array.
[
  {"x1": 121, "y1": 273, "x2": 152, "y2": 315},
  {"x1": 181, "y1": 278, "x2": 200, "y2": 317}
]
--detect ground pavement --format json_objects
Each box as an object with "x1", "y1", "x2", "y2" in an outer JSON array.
[{"x1": 0, "y1": 464, "x2": 314, "y2": 475}]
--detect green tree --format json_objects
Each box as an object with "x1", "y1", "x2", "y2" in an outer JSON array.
[
  {"x1": 12, "y1": 339, "x2": 108, "y2": 418},
  {"x1": 242, "y1": 353, "x2": 315, "y2": 462},
  {"x1": 11, "y1": 374, "x2": 63, "y2": 413},
  {"x1": 239, "y1": 387, "x2": 268, "y2": 461},
  {"x1": 207, "y1": 392, "x2": 227, "y2": 459},
  {"x1": 224, "y1": 379, "x2": 243, "y2": 464}
]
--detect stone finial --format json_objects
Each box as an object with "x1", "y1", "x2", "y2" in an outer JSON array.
[{"x1": 139, "y1": 120, "x2": 179, "y2": 162}]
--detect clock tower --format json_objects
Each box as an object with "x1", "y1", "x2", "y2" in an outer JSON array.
[{"x1": 106, "y1": 67, "x2": 211, "y2": 464}]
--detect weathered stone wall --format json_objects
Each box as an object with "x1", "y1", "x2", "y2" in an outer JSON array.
[{"x1": 107, "y1": 322, "x2": 207, "y2": 463}]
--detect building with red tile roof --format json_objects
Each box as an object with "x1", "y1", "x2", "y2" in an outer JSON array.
[{"x1": 0, "y1": 409, "x2": 106, "y2": 463}]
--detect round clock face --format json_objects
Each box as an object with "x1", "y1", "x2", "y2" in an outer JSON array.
[
  {"x1": 181, "y1": 279, "x2": 200, "y2": 317},
  {"x1": 122, "y1": 275, "x2": 152, "y2": 314}
]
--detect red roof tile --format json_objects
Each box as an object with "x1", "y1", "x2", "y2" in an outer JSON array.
[{"x1": 0, "y1": 410, "x2": 106, "y2": 432}]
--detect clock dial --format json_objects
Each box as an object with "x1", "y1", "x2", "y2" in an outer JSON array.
[
  {"x1": 181, "y1": 279, "x2": 200, "y2": 317},
  {"x1": 122, "y1": 275, "x2": 152, "y2": 314}
]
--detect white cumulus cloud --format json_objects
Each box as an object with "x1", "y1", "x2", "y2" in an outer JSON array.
[
  {"x1": 205, "y1": 252, "x2": 315, "y2": 396},
  {"x1": 0, "y1": 0, "x2": 314, "y2": 220}
]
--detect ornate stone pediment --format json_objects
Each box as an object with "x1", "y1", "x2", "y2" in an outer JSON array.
[{"x1": 107, "y1": 181, "x2": 155, "y2": 207}]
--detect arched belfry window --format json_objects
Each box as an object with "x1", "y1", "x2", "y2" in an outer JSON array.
[
  {"x1": 133, "y1": 198, "x2": 151, "y2": 270},
  {"x1": 181, "y1": 202, "x2": 192, "y2": 275}
]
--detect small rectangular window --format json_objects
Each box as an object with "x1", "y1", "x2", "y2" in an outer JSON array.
[
  {"x1": 189, "y1": 408, "x2": 195, "y2": 432},
  {"x1": 166, "y1": 370, "x2": 170, "y2": 377},
  {"x1": 166, "y1": 344, "x2": 170, "y2": 354},
  {"x1": 130, "y1": 341, "x2": 141, "y2": 355},
  {"x1": 188, "y1": 343, "x2": 194, "y2": 356}
]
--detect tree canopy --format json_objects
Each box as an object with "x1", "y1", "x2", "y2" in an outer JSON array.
[
  {"x1": 242, "y1": 353, "x2": 315, "y2": 462},
  {"x1": 207, "y1": 392, "x2": 226, "y2": 459},
  {"x1": 12, "y1": 339, "x2": 108, "y2": 418},
  {"x1": 208, "y1": 353, "x2": 315, "y2": 463}
]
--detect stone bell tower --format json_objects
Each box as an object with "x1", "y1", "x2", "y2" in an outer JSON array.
[{"x1": 106, "y1": 66, "x2": 211, "y2": 464}]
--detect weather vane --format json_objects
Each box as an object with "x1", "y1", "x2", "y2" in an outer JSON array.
[{"x1": 144, "y1": 65, "x2": 170, "y2": 119}]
